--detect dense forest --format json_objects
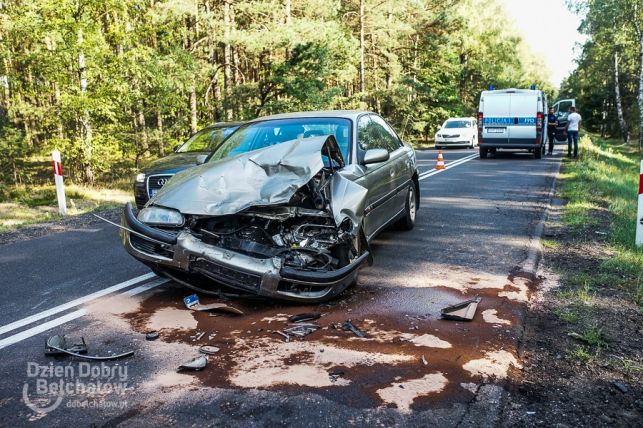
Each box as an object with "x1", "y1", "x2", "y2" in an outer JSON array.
[
  {"x1": 0, "y1": 0, "x2": 552, "y2": 186},
  {"x1": 561, "y1": 0, "x2": 643, "y2": 147}
]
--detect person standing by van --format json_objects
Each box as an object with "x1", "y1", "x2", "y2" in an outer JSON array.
[
  {"x1": 566, "y1": 106, "x2": 582, "y2": 158},
  {"x1": 547, "y1": 107, "x2": 557, "y2": 155}
]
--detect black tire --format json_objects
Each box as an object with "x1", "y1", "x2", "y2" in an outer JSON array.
[
  {"x1": 480, "y1": 147, "x2": 488, "y2": 158},
  {"x1": 399, "y1": 181, "x2": 417, "y2": 231},
  {"x1": 534, "y1": 146, "x2": 542, "y2": 159}
]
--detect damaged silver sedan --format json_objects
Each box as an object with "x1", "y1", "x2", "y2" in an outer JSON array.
[{"x1": 120, "y1": 111, "x2": 419, "y2": 302}]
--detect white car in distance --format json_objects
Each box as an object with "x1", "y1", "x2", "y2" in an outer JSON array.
[{"x1": 434, "y1": 117, "x2": 477, "y2": 149}]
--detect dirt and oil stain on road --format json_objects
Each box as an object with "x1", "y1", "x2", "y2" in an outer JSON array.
[{"x1": 116, "y1": 267, "x2": 538, "y2": 414}]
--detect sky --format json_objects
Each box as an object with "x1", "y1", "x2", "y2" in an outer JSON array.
[{"x1": 499, "y1": 0, "x2": 587, "y2": 88}]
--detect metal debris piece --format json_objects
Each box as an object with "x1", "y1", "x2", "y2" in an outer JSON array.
[
  {"x1": 342, "y1": 320, "x2": 365, "y2": 337},
  {"x1": 273, "y1": 331, "x2": 290, "y2": 342},
  {"x1": 45, "y1": 335, "x2": 88, "y2": 356},
  {"x1": 45, "y1": 335, "x2": 133, "y2": 361},
  {"x1": 183, "y1": 294, "x2": 244, "y2": 315},
  {"x1": 288, "y1": 312, "x2": 321, "y2": 323},
  {"x1": 283, "y1": 323, "x2": 320, "y2": 338},
  {"x1": 441, "y1": 297, "x2": 482, "y2": 321},
  {"x1": 178, "y1": 355, "x2": 207, "y2": 371},
  {"x1": 421, "y1": 355, "x2": 428, "y2": 366},
  {"x1": 328, "y1": 368, "x2": 345, "y2": 382},
  {"x1": 145, "y1": 331, "x2": 160, "y2": 341},
  {"x1": 195, "y1": 332, "x2": 206, "y2": 341},
  {"x1": 199, "y1": 345, "x2": 220, "y2": 355}
]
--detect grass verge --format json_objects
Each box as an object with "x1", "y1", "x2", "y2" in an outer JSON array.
[
  {"x1": 558, "y1": 134, "x2": 643, "y2": 305},
  {"x1": 0, "y1": 184, "x2": 132, "y2": 233}
]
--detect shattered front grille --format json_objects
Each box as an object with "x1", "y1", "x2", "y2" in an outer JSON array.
[
  {"x1": 192, "y1": 259, "x2": 262, "y2": 291},
  {"x1": 130, "y1": 234, "x2": 174, "y2": 258}
]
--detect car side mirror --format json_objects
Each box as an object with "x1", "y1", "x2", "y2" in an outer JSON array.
[
  {"x1": 196, "y1": 154, "x2": 208, "y2": 165},
  {"x1": 362, "y1": 149, "x2": 389, "y2": 165}
]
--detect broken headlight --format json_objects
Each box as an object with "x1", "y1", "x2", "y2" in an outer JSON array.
[{"x1": 138, "y1": 206, "x2": 184, "y2": 227}]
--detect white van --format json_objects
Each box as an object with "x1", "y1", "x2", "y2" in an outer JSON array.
[{"x1": 477, "y1": 88, "x2": 548, "y2": 159}]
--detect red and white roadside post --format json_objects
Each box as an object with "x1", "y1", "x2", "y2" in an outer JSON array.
[
  {"x1": 52, "y1": 150, "x2": 67, "y2": 216},
  {"x1": 637, "y1": 160, "x2": 643, "y2": 247}
]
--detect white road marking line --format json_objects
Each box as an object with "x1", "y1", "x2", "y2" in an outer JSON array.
[
  {"x1": 0, "y1": 272, "x2": 155, "y2": 337},
  {"x1": 0, "y1": 310, "x2": 86, "y2": 350},
  {"x1": 0, "y1": 276, "x2": 170, "y2": 350},
  {"x1": 121, "y1": 277, "x2": 170, "y2": 296},
  {"x1": 418, "y1": 153, "x2": 478, "y2": 180}
]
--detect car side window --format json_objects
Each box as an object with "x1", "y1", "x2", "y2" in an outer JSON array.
[{"x1": 370, "y1": 115, "x2": 402, "y2": 152}]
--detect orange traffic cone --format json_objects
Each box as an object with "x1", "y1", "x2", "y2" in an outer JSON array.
[{"x1": 436, "y1": 150, "x2": 445, "y2": 170}]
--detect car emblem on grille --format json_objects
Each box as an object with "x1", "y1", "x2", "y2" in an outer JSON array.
[{"x1": 157, "y1": 178, "x2": 168, "y2": 186}]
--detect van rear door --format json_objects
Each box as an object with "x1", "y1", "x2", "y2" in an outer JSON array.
[
  {"x1": 482, "y1": 93, "x2": 510, "y2": 145},
  {"x1": 508, "y1": 92, "x2": 537, "y2": 144}
]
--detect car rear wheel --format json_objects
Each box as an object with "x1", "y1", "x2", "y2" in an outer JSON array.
[
  {"x1": 399, "y1": 182, "x2": 417, "y2": 230},
  {"x1": 534, "y1": 146, "x2": 542, "y2": 159}
]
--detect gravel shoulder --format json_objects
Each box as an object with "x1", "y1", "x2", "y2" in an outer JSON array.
[
  {"x1": 0, "y1": 207, "x2": 122, "y2": 246},
  {"x1": 500, "y1": 180, "x2": 643, "y2": 427}
]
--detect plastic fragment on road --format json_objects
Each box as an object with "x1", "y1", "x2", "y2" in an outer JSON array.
[
  {"x1": 45, "y1": 335, "x2": 87, "y2": 356},
  {"x1": 45, "y1": 335, "x2": 134, "y2": 361},
  {"x1": 441, "y1": 297, "x2": 482, "y2": 321},
  {"x1": 328, "y1": 368, "x2": 345, "y2": 382},
  {"x1": 288, "y1": 312, "x2": 321, "y2": 323},
  {"x1": 283, "y1": 323, "x2": 320, "y2": 338},
  {"x1": 178, "y1": 355, "x2": 207, "y2": 371},
  {"x1": 342, "y1": 319, "x2": 365, "y2": 337},
  {"x1": 145, "y1": 331, "x2": 160, "y2": 341},
  {"x1": 183, "y1": 294, "x2": 244, "y2": 315},
  {"x1": 421, "y1": 355, "x2": 428, "y2": 366},
  {"x1": 199, "y1": 345, "x2": 220, "y2": 355}
]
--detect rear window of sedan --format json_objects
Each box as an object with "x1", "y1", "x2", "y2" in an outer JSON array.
[
  {"x1": 444, "y1": 120, "x2": 472, "y2": 129},
  {"x1": 208, "y1": 118, "x2": 351, "y2": 163}
]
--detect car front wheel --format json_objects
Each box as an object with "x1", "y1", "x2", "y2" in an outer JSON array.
[{"x1": 399, "y1": 181, "x2": 417, "y2": 230}]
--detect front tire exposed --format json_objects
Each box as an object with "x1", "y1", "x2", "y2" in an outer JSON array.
[
  {"x1": 399, "y1": 181, "x2": 417, "y2": 231},
  {"x1": 479, "y1": 147, "x2": 488, "y2": 158}
]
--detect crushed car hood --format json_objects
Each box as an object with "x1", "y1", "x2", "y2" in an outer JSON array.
[{"x1": 148, "y1": 135, "x2": 365, "y2": 224}]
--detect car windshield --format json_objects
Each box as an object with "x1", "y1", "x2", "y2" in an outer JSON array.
[
  {"x1": 444, "y1": 120, "x2": 471, "y2": 129},
  {"x1": 177, "y1": 125, "x2": 239, "y2": 153},
  {"x1": 208, "y1": 118, "x2": 351, "y2": 163}
]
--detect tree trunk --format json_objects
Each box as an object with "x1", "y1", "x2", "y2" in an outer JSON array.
[
  {"x1": 638, "y1": 32, "x2": 643, "y2": 150},
  {"x1": 223, "y1": 0, "x2": 233, "y2": 120},
  {"x1": 190, "y1": 86, "x2": 197, "y2": 133},
  {"x1": 156, "y1": 110, "x2": 164, "y2": 156},
  {"x1": 614, "y1": 51, "x2": 629, "y2": 143},
  {"x1": 78, "y1": 26, "x2": 94, "y2": 184},
  {"x1": 359, "y1": 0, "x2": 365, "y2": 98}
]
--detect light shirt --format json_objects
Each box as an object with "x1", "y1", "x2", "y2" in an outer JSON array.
[{"x1": 567, "y1": 112, "x2": 582, "y2": 131}]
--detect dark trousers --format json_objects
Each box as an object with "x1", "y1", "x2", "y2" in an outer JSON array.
[
  {"x1": 547, "y1": 128, "x2": 556, "y2": 153},
  {"x1": 567, "y1": 130, "x2": 579, "y2": 158}
]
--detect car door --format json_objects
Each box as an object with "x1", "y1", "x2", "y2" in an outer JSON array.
[
  {"x1": 354, "y1": 115, "x2": 397, "y2": 239},
  {"x1": 369, "y1": 114, "x2": 411, "y2": 216}
]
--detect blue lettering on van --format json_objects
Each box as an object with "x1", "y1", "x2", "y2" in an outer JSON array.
[{"x1": 483, "y1": 117, "x2": 537, "y2": 126}]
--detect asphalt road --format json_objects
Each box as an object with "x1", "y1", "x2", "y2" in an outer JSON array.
[{"x1": 0, "y1": 147, "x2": 561, "y2": 427}]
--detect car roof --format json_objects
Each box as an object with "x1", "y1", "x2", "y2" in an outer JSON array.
[
  {"x1": 206, "y1": 121, "x2": 244, "y2": 128},
  {"x1": 247, "y1": 110, "x2": 372, "y2": 123}
]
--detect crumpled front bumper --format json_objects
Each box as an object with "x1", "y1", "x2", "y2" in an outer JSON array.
[{"x1": 120, "y1": 203, "x2": 369, "y2": 303}]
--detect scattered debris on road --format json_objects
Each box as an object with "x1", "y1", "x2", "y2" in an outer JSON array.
[
  {"x1": 199, "y1": 345, "x2": 220, "y2": 355},
  {"x1": 328, "y1": 368, "x2": 345, "y2": 382},
  {"x1": 183, "y1": 294, "x2": 244, "y2": 315},
  {"x1": 421, "y1": 355, "x2": 428, "y2": 366},
  {"x1": 441, "y1": 297, "x2": 481, "y2": 321},
  {"x1": 178, "y1": 355, "x2": 207, "y2": 371},
  {"x1": 45, "y1": 335, "x2": 133, "y2": 360},
  {"x1": 283, "y1": 323, "x2": 320, "y2": 338},
  {"x1": 288, "y1": 312, "x2": 321, "y2": 323},
  {"x1": 342, "y1": 319, "x2": 365, "y2": 337},
  {"x1": 145, "y1": 331, "x2": 160, "y2": 341},
  {"x1": 45, "y1": 335, "x2": 88, "y2": 355}
]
